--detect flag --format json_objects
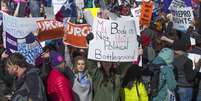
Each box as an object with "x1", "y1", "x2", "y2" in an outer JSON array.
[{"x1": 55, "y1": 0, "x2": 77, "y2": 22}]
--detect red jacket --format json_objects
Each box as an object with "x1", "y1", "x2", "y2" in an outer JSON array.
[{"x1": 47, "y1": 69, "x2": 73, "y2": 101}]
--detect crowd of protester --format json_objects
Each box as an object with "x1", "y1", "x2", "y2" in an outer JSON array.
[{"x1": 0, "y1": 0, "x2": 201, "y2": 101}]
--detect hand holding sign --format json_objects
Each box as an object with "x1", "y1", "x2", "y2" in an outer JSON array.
[{"x1": 88, "y1": 17, "x2": 139, "y2": 62}]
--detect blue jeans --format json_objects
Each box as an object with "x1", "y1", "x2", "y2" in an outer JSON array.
[
  {"x1": 177, "y1": 87, "x2": 193, "y2": 101},
  {"x1": 197, "y1": 88, "x2": 201, "y2": 101}
]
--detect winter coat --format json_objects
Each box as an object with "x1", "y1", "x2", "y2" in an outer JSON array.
[
  {"x1": 73, "y1": 73, "x2": 92, "y2": 101},
  {"x1": 87, "y1": 60, "x2": 131, "y2": 101},
  {"x1": 152, "y1": 48, "x2": 177, "y2": 101},
  {"x1": 11, "y1": 66, "x2": 47, "y2": 101},
  {"x1": 121, "y1": 82, "x2": 148, "y2": 101},
  {"x1": 47, "y1": 69, "x2": 73, "y2": 101},
  {"x1": 0, "y1": 59, "x2": 13, "y2": 96},
  {"x1": 173, "y1": 54, "x2": 196, "y2": 87}
]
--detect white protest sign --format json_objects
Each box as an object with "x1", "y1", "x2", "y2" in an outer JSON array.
[
  {"x1": 88, "y1": 17, "x2": 139, "y2": 62},
  {"x1": 131, "y1": 6, "x2": 141, "y2": 36},
  {"x1": 52, "y1": 0, "x2": 66, "y2": 14},
  {"x1": 119, "y1": 16, "x2": 140, "y2": 36},
  {"x1": 131, "y1": 6, "x2": 141, "y2": 18},
  {"x1": 188, "y1": 53, "x2": 201, "y2": 70},
  {"x1": 172, "y1": 7, "x2": 194, "y2": 31},
  {"x1": 3, "y1": 12, "x2": 43, "y2": 38},
  {"x1": 168, "y1": 0, "x2": 186, "y2": 10}
]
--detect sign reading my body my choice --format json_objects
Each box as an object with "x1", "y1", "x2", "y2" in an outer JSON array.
[{"x1": 88, "y1": 17, "x2": 139, "y2": 62}]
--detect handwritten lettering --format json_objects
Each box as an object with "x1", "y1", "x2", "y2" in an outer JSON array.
[{"x1": 95, "y1": 49, "x2": 135, "y2": 61}]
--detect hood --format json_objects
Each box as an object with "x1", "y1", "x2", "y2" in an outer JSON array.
[{"x1": 153, "y1": 48, "x2": 174, "y2": 65}]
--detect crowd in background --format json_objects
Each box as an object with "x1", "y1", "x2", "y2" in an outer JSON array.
[{"x1": 0, "y1": 0, "x2": 201, "y2": 101}]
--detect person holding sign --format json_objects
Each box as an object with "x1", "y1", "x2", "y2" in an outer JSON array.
[{"x1": 87, "y1": 60, "x2": 131, "y2": 101}]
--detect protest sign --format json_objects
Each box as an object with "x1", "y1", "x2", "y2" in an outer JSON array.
[
  {"x1": 63, "y1": 22, "x2": 91, "y2": 48},
  {"x1": 37, "y1": 19, "x2": 64, "y2": 42},
  {"x1": 131, "y1": 6, "x2": 141, "y2": 18},
  {"x1": 17, "y1": 33, "x2": 43, "y2": 65},
  {"x1": 5, "y1": 32, "x2": 17, "y2": 53},
  {"x1": 3, "y1": 13, "x2": 43, "y2": 64},
  {"x1": 168, "y1": 0, "x2": 186, "y2": 10},
  {"x1": 119, "y1": 16, "x2": 141, "y2": 36},
  {"x1": 188, "y1": 53, "x2": 201, "y2": 70},
  {"x1": 3, "y1": 12, "x2": 43, "y2": 38},
  {"x1": 5, "y1": 32, "x2": 43, "y2": 65},
  {"x1": 87, "y1": 17, "x2": 139, "y2": 62},
  {"x1": 171, "y1": 7, "x2": 194, "y2": 31},
  {"x1": 140, "y1": 1, "x2": 153, "y2": 26}
]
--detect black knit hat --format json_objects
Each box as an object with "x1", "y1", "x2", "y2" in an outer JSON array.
[{"x1": 173, "y1": 40, "x2": 189, "y2": 51}]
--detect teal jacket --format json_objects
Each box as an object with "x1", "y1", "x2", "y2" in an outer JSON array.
[{"x1": 152, "y1": 48, "x2": 177, "y2": 101}]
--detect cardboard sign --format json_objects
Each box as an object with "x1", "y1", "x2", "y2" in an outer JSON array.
[
  {"x1": 172, "y1": 7, "x2": 194, "y2": 31},
  {"x1": 63, "y1": 22, "x2": 91, "y2": 48},
  {"x1": 140, "y1": 1, "x2": 153, "y2": 26},
  {"x1": 88, "y1": 17, "x2": 139, "y2": 62},
  {"x1": 37, "y1": 19, "x2": 64, "y2": 42}
]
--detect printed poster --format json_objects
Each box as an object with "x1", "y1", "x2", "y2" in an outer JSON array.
[
  {"x1": 63, "y1": 22, "x2": 91, "y2": 48},
  {"x1": 140, "y1": 1, "x2": 153, "y2": 26},
  {"x1": 37, "y1": 19, "x2": 64, "y2": 42}
]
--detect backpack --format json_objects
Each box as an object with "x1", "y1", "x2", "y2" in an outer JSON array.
[{"x1": 142, "y1": 63, "x2": 162, "y2": 97}]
